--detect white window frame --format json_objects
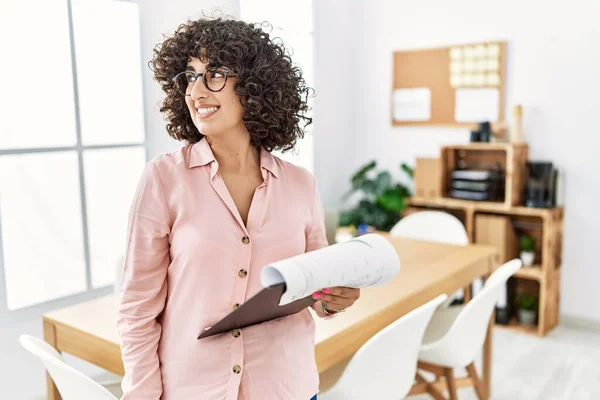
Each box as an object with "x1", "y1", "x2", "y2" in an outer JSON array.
[{"x1": 0, "y1": 0, "x2": 146, "y2": 322}]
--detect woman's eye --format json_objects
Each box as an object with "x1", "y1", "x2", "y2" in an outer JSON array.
[{"x1": 211, "y1": 71, "x2": 225, "y2": 79}]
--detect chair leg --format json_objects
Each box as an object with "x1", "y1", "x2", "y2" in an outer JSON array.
[
  {"x1": 409, "y1": 371, "x2": 447, "y2": 400},
  {"x1": 427, "y1": 383, "x2": 448, "y2": 400},
  {"x1": 466, "y1": 362, "x2": 486, "y2": 400},
  {"x1": 444, "y1": 368, "x2": 458, "y2": 400}
]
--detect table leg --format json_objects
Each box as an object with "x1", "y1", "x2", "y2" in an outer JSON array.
[
  {"x1": 463, "y1": 284, "x2": 472, "y2": 302},
  {"x1": 483, "y1": 309, "x2": 494, "y2": 399},
  {"x1": 43, "y1": 320, "x2": 62, "y2": 400}
]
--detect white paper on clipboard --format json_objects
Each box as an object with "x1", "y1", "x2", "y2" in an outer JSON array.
[
  {"x1": 393, "y1": 88, "x2": 431, "y2": 122},
  {"x1": 261, "y1": 234, "x2": 401, "y2": 305}
]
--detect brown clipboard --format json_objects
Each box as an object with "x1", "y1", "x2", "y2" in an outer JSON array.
[{"x1": 197, "y1": 283, "x2": 316, "y2": 339}]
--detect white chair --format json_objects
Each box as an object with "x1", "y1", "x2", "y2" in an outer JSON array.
[
  {"x1": 389, "y1": 211, "x2": 469, "y2": 246},
  {"x1": 319, "y1": 294, "x2": 448, "y2": 400},
  {"x1": 414, "y1": 259, "x2": 523, "y2": 400},
  {"x1": 19, "y1": 335, "x2": 120, "y2": 400},
  {"x1": 390, "y1": 211, "x2": 470, "y2": 304}
]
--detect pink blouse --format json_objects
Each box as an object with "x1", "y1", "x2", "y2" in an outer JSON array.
[{"x1": 117, "y1": 138, "x2": 328, "y2": 399}]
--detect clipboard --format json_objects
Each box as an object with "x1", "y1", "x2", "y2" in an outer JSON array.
[{"x1": 197, "y1": 283, "x2": 316, "y2": 339}]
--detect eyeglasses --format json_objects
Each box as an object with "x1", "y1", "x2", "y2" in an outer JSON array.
[{"x1": 172, "y1": 67, "x2": 236, "y2": 95}]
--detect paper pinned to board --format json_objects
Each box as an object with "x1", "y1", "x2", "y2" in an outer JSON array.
[
  {"x1": 261, "y1": 234, "x2": 401, "y2": 306},
  {"x1": 393, "y1": 88, "x2": 431, "y2": 121},
  {"x1": 454, "y1": 88, "x2": 500, "y2": 123}
]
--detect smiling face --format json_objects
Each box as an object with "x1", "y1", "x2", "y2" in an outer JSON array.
[{"x1": 184, "y1": 57, "x2": 245, "y2": 139}]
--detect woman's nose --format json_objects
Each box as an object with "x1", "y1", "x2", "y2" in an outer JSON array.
[{"x1": 189, "y1": 76, "x2": 209, "y2": 99}]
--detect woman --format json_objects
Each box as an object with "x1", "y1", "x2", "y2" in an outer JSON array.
[{"x1": 117, "y1": 16, "x2": 360, "y2": 400}]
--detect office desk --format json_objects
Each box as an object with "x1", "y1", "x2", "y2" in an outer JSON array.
[{"x1": 43, "y1": 235, "x2": 498, "y2": 399}]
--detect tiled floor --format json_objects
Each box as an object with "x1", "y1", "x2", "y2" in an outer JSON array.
[
  {"x1": 410, "y1": 324, "x2": 600, "y2": 400},
  {"x1": 3, "y1": 318, "x2": 600, "y2": 399}
]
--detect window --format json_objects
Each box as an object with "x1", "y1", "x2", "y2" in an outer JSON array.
[
  {"x1": 239, "y1": 0, "x2": 314, "y2": 172},
  {"x1": 0, "y1": 0, "x2": 146, "y2": 311}
]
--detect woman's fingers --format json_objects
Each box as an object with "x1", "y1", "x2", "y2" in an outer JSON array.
[
  {"x1": 315, "y1": 292, "x2": 347, "y2": 304},
  {"x1": 320, "y1": 300, "x2": 347, "y2": 312},
  {"x1": 317, "y1": 287, "x2": 360, "y2": 300},
  {"x1": 313, "y1": 287, "x2": 360, "y2": 309}
]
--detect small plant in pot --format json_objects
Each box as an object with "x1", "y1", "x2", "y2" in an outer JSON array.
[
  {"x1": 519, "y1": 235, "x2": 536, "y2": 266},
  {"x1": 517, "y1": 293, "x2": 538, "y2": 326}
]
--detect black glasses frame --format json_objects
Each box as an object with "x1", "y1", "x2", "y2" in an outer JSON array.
[{"x1": 172, "y1": 67, "x2": 236, "y2": 95}]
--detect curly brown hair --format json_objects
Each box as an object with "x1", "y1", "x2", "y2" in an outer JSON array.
[{"x1": 149, "y1": 14, "x2": 314, "y2": 153}]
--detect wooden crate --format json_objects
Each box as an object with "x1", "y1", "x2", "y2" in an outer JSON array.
[
  {"x1": 414, "y1": 158, "x2": 442, "y2": 199},
  {"x1": 439, "y1": 143, "x2": 529, "y2": 207}
]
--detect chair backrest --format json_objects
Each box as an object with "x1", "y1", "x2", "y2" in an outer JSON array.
[
  {"x1": 389, "y1": 211, "x2": 469, "y2": 246},
  {"x1": 324, "y1": 294, "x2": 448, "y2": 400},
  {"x1": 420, "y1": 259, "x2": 522, "y2": 368},
  {"x1": 19, "y1": 335, "x2": 118, "y2": 400}
]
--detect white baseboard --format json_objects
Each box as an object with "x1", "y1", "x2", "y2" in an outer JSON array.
[{"x1": 561, "y1": 313, "x2": 600, "y2": 332}]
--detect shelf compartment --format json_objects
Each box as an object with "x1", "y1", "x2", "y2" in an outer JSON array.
[
  {"x1": 439, "y1": 143, "x2": 529, "y2": 207},
  {"x1": 513, "y1": 265, "x2": 542, "y2": 281}
]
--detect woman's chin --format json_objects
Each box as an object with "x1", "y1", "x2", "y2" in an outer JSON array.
[{"x1": 195, "y1": 126, "x2": 221, "y2": 139}]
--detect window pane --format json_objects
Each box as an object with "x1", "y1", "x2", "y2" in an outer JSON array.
[
  {"x1": 71, "y1": 0, "x2": 145, "y2": 145},
  {"x1": 0, "y1": 0, "x2": 77, "y2": 149},
  {"x1": 0, "y1": 152, "x2": 86, "y2": 310},
  {"x1": 84, "y1": 147, "x2": 147, "y2": 288}
]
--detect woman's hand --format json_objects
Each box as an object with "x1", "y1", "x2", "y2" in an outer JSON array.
[{"x1": 312, "y1": 287, "x2": 360, "y2": 314}]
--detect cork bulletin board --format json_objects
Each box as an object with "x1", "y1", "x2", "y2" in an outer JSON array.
[{"x1": 391, "y1": 41, "x2": 507, "y2": 128}]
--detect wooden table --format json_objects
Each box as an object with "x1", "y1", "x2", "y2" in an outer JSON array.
[{"x1": 43, "y1": 235, "x2": 498, "y2": 399}]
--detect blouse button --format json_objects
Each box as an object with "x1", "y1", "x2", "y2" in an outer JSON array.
[
  {"x1": 233, "y1": 303, "x2": 240, "y2": 310},
  {"x1": 242, "y1": 236, "x2": 250, "y2": 244},
  {"x1": 238, "y1": 269, "x2": 248, "y2": 278},
  {"x1": 232, "y1": 329, "x2": 241, "y2": 338},
  {"x1": 233, "y1": 365, "x2": 242, "y2": 374}
]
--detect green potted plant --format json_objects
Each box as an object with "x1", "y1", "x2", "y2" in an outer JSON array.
[
  {"x1": 519, "y1": 234, "x2": 536, "y2": 266},
  {"x1": 338, "y1": 160, "x2": 413, "y2": 232},
  {"x1": 516, "y1": 293, "x2": 538, "y2": 326}
]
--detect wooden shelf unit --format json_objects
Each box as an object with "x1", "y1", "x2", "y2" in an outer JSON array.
[
  {"x1": 514, "y1": 265, "x2": 542, "y2": 281},
  {"x1": 406, "y1": 197, "x2": 563, "y2": 336},
  {"x1": 440, "y1": 143, "x2": 529, "y2": 207}
]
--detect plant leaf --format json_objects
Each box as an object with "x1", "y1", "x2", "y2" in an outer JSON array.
[
  {"x1": 394, "y1": 183, "x2": 411, "y2": 197},
  {"x1": 350, "y1": 160, "x2": 377, "y2": 189},
  {"x1": 359, "y1": 179, "x2": 378, "y2": 196},
  {"x1": 400, "y1": 162, "x2": 414, "y2": 178},
  {"x1": 376, "y1": 189, "x2": 407, "y2": 213},
  {"x1": 340, "y1": 160, "x2": 378, "y2": 202},
  {"x1": 374, "y1": 171, "x2": 392, "y2": 196}
]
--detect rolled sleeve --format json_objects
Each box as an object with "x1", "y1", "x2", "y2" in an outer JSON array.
[
  {"x1": 305, "y1": 175, "x2": 329, "y2": 253},
  {"x1": 117, "y1": 160, "x2": 171, "y2": 399}
]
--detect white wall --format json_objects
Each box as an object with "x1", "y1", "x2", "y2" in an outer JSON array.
[
  {"x1": 312, "y1": 1, "x2": 359, "y2": 209},
  {"x1": 338, "y1": 0, "x2": 600, "y2": 322}
]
